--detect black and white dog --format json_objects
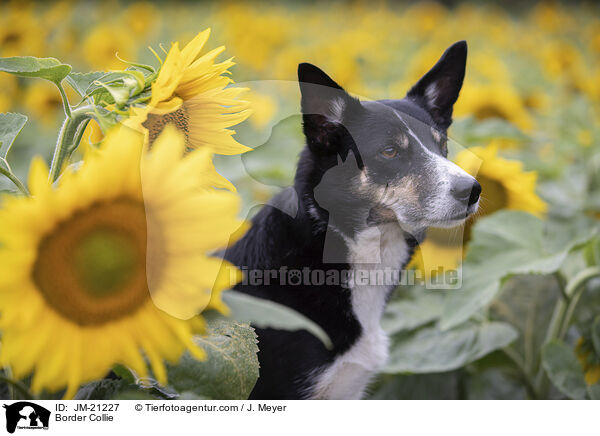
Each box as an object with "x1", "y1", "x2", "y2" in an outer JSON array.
[{"x1": 223, "y1": 41, "x2": 480, "y2": 399}]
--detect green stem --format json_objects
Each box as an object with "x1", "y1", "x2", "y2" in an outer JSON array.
[
  {"x1": 0, "y1": 375, "x2": 33, "y2": 400},
  {"x1": 54, "y1": 81, "x2": 72, "y2": 119},
  {"x1": 503, "y1": 346, "x2": 539, "y2": 399},
  {"x1": 66, "y1": 118, "x2": 91, "y2": 160},
  {"x1": 554, "y1": 271, "x2": 569, "y2": 301},
  {"x1": 48, "y1": 106, "x2": 95, "y2": 183},
  {"x1": 557, "y1": 266, "x2": 600, "y2": 339},
  {"x1": 536, "y1": 266, "x2": 600, "y2": 396},
  {"x1": 543, "y1": 278, "x2": 571, "y2": 348},
  {"x1": 0, "y1": 163, "x2": 28, "y2": 195}
]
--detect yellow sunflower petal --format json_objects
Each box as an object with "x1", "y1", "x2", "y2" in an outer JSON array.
[{"x1": 27, "y1": 157, "x2": 50, "y2": 196}]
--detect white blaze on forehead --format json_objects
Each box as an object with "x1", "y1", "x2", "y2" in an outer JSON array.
[
  {"x1": 392, "y1": 110, "x2": 473, "y2": 181},
  {"x1": 441, "y1": 158, "x2": 470, "y2": 177},
  {"x1": 392, "y1": 110, "x2": 430, "y2": 153}
]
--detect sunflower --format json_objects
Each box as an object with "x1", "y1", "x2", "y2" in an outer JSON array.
[
  {"x1": 82, "y1": 24, "x2": 135, "y2": 70},
  {"x1": 530, "y1": 2, "x2": 572, "y2": 33},
  {"x1": 0, "y1": 125, "x2": 243, "y2": 398},
  {"x1": 402, "y1": 2, "x2": 447, "y2": 35},
  {"x1": 122, "y1": 2, "x2": 160, "y2": 37},
  {"x1": 454, "y1": 82, "x2": 534, "y2": 132},
  {"x1": 455, "y1": 143, "x2": 546, "y2": 216},
  {"x1": 216, "y1": 4, "x2": 293, "y2": 73},
  {"x1": 412, "y1": 142, "x2": 546, "y2": 276},
  {"x1": 127, "y1": 29, "x2": 252, "y2": 155},
  {"x1": 575, "y1": 337, "x2": 600, "y2": 385},
  {"x1": 0, "y1": 3, "x2": 45, "y2": 57},
  {"x1": 577, "y1": 129, "x2": 593, "y2": 148}
]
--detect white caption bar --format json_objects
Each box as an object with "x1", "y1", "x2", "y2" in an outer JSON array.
[{"x1": 0, "y1": 400, "x2": 596, "y2": 435}]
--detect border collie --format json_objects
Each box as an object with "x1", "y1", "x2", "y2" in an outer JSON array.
[{"x1": 223, "y1": 41, "x2": 481, "y2": 399}]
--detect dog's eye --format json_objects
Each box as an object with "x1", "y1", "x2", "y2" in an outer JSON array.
[{"x1": 380, "y1": 146, "x2": 399, "y2": 159}]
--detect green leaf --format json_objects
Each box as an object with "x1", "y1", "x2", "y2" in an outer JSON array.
[
  {"x1": 96, "y1": 82, "x2": 130, "y2": 106},
  {"x1": 75, "y1": 378, "x2": 132, "y2": 400},
  {"x1": 223, "y1": 290, "x2": 332, "y2": 348},
  {"x1": 67, "y1": 71, "x2": 142, "y2": 106},
  {"x1": 0, "y1": 56, "x2": 71, "y2": 83},
  {"x1": 451, "y1": 117, "x2": 528, "y2": 145},
  {"x1": 167, "y1": 319, "x2": 259, "y2": 400},
  {"x1": 588, "y1": 384, "x2": 600, "y2": 400},
  {"x1": 583, "y1": 236, "x2": 600, "y2": 267},
  {"x1": 93, "y1": 106, "x2": 118, "y2": 133},
  {"x1": 75, "y1": 378, "x2": 164, "y2": 400},
  {"x1": 141, "y1": 383, "x2": 178, "y2": 400},
  {"x1": 384, "y1": 321, "x2": 518, "y2": 374},
  {"x1": 368, "y1": 372, "x2": 462, "y2": 399},
  {"x1": 112, "y1": 364, "x2": 135, "y2": 383},
  {"x1": 465, "y1": 367, "x2": 530, "y2": 399},
  {"x1": 0, "y1": 113, "x2": 27, "y2": 159},
  {"x1": 0, "y1": 113, "x2": 28, "y2": 194},
  {"x1": 541, "y1": 340, "x2": 588, "y2": 399},
  {"x1": 382, "y1": 290, "x2": 443, "y2": 335},
  {"x1": 66, "y1": 72, "x2": 111, "y2": 97},
  {"x1": 440, "y1": 211, "x2": 595, "y2": 330}
]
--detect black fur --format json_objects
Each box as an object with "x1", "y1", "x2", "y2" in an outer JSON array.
[{"x1": 406, "y1": 40, "x2": 467, "y2": 130}]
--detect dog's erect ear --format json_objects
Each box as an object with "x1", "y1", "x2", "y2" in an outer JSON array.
[
  {"x1": 406, "y1": 41, "x2": 467, "y2": 130},
  {"x1": 298, "y1": 63, "x2": 361, "y2": 154}
]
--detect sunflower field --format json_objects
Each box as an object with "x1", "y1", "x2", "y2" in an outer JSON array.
[{"x1": 0, "y1": 0, "x2": 599, "y2": 401}]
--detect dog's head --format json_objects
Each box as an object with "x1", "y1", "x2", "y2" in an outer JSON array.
[{"x1": 297, "y1": 41, "x2": 480, "y2": 237}]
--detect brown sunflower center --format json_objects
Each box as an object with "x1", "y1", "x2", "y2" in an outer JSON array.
[
  {"x1": 143, "y1": 105, "x2": 189, "y2": 147},
  {"x1": 73, "y1": 230, "x2": 137, "y2": 297},
  {"x1": 45, "y1": 95, "x2": 63, "y2": 112},
  {"x1": 2, "y1": 32, "x2": 22, "y2": 45},
  {"x1": 32, "y1": 197, "x2": 164, "y2": 326},
  {"x1": 478, "y1": 175, "x2": 508, "y2": 215},
  {"x1": 473, "y1": 105, "x2": 508, "y2": 122}
]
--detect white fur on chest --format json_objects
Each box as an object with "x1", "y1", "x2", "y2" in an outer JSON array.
[{"x1": 310, "y1": 223, "x2": 409, "y2": 399}]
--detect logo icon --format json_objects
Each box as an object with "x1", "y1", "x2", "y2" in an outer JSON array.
[{"x1": 3, "y1": 402, "x2": 50, "y2": 433}]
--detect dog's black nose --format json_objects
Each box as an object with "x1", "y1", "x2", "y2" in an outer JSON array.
[{"x1": 451, "y1": 177, "x2": 481, "y2": 206}]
